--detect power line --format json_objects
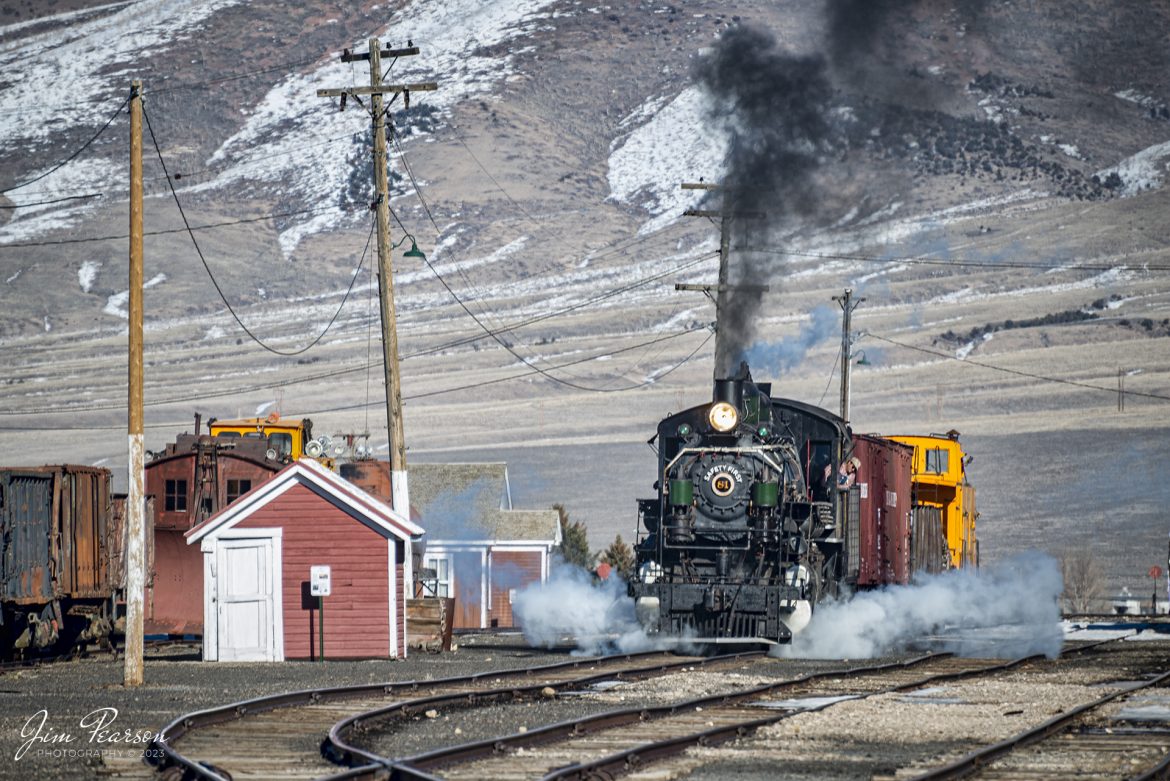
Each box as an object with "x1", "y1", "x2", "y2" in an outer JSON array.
[
  {"x1": 8, "y1": 133, "x2": 356, "y2": 203},
  {"x1": 403, "y1": 251, "x2": 716, "y2": 362},
  {"x1": 868, "y1": 332, "x2": 1170, "y2": 401},
  {"x1": 405, "y1": 326, "x2": 714, "y2": 400},
  {"x1": 143, "y1": 102, "x2": 373, "y2": 357},
  {"x1": 0, "y1": 93, "x2": 129, "y2": 194},
  {"x1": 0, "y1": 251, "x2": 716, "y2": 417},
  {"x1": 406, "y1": 215, "x2": 703, "y2": 392},
  {"x1": 0, "y1": 56, "x2": 329, "y2": 116},
  {"x1": 737, "y1": 246, "x2": 1170, "y2": 273},
  {"x1": 392, "y1": 122, "x2": 713, "y2": 392},
  {"x1": 0, "y1": 325, "x2": 713, "y2": 430},
  {"x1": 0, "y1": 204, "x2": 352, "y2": 249},
  {"x1": 0, "y1": 193, "x2": 102, "y2": 209}
]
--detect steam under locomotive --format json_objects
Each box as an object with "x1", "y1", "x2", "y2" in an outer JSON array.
[{"x1": 630, "y1": 364, "x2": 851, "y2": 645}]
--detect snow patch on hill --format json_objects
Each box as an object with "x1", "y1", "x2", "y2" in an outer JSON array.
[
  {"x1": 0, "y1": 0, "x2": 245, "y2": 222},
  {"x1": 608, "y1": 86, "x2": 728, "y2": 235},
  {"x1": 202, "y1": 0, "x2": 559, "y2": 257},
  {"x1": 1096, "y1": 139, "x2": 1170, "y2": 195},
  {"x1": 103, "y1": 273, "x2": 168, "y2": 318},
  {"x1": 78, "y1": 261, "x2": 100, "y2": 293}
]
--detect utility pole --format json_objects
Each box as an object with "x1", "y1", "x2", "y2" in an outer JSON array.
[
  {"x1": 833, "y1": 288, "x2": 864, "y2": 423},
  {"x1": 317, "y1": 40, "x2": 436, "y2": 520},
  {"x1": 679, "y1": 182, "x2": 766, "y2": 378},
  {"x1": 125, "y1": 80, "x2": 145, "y2": 687}
]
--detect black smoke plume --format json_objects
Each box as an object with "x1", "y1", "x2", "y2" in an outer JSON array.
[{"x1": 693, "y1": 25, "x2": 833, "y2": 375}]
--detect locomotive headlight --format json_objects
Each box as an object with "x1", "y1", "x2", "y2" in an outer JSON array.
[{"x1": 708, "y1": 402, "x2": 738, "y2": 432}]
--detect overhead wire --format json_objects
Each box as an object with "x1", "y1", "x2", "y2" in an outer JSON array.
[
  {"x1": 397, "y1": 248, "x2": 713, "y2": 366},
  {"x1": 392, "y1": 112, "x2": 713, "y2": 392},
  {"x1": 0, "y1": 204, "x2": 354, "y2": 249},
  {"x1": 0, "y1": 93, "x2": 129, "y2": 194},
  {"x1": 0, "y1": 324, "x2": 714, "y2": 430},
  {"x1": 143, "y1": 102, "x2": 375, "y2": 357},
  {"x1": 817, "y1": 347, "x2": 840, "y2": 407},
  {"x1": 867, "y1": 332, "x2": 1170, "y2": 401},
  {"x1": 0, "y1": 251, "x2": 717, "y2": 417},
  {"x1": 0, "y1": 193, "x2": 103, "y2": 209},
  {"x1": 736, "y1": 246, "x2": 1170, "y2": 273}
]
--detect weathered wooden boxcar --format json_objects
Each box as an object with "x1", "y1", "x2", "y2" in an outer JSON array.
[{"x1": 0, "y1": 465, "x2": 123, "y2": 653}]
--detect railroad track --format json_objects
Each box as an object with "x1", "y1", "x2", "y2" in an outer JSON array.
[
  {"x1": 140, "y1": 650, "x2": 762, "y2": 780},
  {"x1": 908, "y1": 666, "x2": 1170, "y2": 780},
  {"x1": 319, "y1": 638, "x2": 1142, "y2": 781},
  {"x1": 322, "y1": 653, "x2": 1010, "y2": 781}
]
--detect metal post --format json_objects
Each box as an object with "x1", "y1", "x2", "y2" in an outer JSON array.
[
  {"x1": 318, "y1": 595, "x2": 325, "y2": 662},
  {"x1": 368, "y1": 38, "x2": 410, "y2": 520},
  {"x1": 124, "y1": 80, "x2": 145, "y2": 687}
]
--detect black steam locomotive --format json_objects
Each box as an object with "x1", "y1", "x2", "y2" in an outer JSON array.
[{"x1": 629, "y1": 364, "x2": 851, "y2": 645}]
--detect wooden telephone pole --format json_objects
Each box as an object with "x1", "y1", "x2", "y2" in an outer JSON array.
[
  {"x1": 833, "y1": 288, "x2": 864, "y2": 424},
  {"x1": 678, "y1": 182, "x2": 767, "y2": 377},
  {"x1": 125, "y1": 80, "x2": 145, "y2": 686},
  {"x1": 317, "y1": 40, "x2": 435, "y2": 520}
]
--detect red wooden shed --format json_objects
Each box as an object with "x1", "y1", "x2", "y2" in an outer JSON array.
[{"x1": 185, "y1": 458, "x2": 423, "y2": 661}]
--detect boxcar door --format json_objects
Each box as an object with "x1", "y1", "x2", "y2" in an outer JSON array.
[{"x1": 215, "y1": 537, "x2": 278, "y2": 661}]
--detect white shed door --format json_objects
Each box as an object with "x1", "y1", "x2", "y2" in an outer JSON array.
[{"x1": 216, "y1": 537, "x2": 277, "y2": 661}]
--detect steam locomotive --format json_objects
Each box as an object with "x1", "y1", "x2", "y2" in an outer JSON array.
[{"x1": 629, "y1": 363, "x2": 975, "y2": 645}]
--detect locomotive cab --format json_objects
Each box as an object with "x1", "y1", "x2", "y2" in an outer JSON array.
[{"x1": 630, "y1": 365, "x2": 848, "y2": 645}]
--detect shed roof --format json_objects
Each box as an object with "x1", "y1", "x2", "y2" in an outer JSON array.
[
  {"x1": 409, "y1": 463, "x2": 511, "y2": 516},
  {"x1": 409, "y1": 463, "x2": 558, "y2": 544},
  {"x1": 186, "y1": 458, "x2": 423, "y2": 544}
]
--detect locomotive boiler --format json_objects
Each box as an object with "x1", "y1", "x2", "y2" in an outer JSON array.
[{"x1": 629, "y1": 365, "x2": 849, "y2": 645}]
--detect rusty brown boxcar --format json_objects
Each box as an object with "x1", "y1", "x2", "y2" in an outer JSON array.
[
  {"x1": 851, "y1": 435, "x2": 914, "y2": 587},
  {"x1": 0, "y1": 465, "x2": 124, "y2": 654}
]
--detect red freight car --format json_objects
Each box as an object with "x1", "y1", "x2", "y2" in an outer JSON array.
[
  {"x1": 848, "y1": 434, "x2": 950, "y2": 589},
  {"x1": 851, "y1": 435, "x2": 913, "y2": 587},
  {"x1": 145, "y1": 429, "x2": 282, "y2": 635}
]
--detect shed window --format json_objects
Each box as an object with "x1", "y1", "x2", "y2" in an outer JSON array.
[
  {"x1": 226, "y1": 479, "x2": 252, "y2": 503},
  {"x1": 925, "y1": 448, "x2": 949, "y2": 475},
  {"x1": 165, "y1": 479, "x2": 188, "y2": 512}
]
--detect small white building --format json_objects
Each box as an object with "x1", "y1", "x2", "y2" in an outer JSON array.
[{"x1": 410, "y1": 463, "x2": 562, "y2": 630}]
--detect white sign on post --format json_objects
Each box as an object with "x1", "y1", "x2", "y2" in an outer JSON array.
[{"x1": 310, "y1": 565, "x2": 332, "y2": 597}]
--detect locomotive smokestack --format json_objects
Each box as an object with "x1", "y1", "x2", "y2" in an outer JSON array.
[
  {"x1": 713, "y1": 362, "x2": 752, "y2": 407},
  {"x1": 712, "y1": 378, "x2": 744, "y2": 409}
]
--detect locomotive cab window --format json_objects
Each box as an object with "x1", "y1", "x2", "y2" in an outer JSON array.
[
  {"x1": 268, "y1": 433, "x2": 293, "y2": 458},
  {"x1": 925, "y1": 448, "x2": 949, "y2": 475},
  {"x1": 164, "y1": 479, "x2": 188, "y2": 512},
  {"x1": 808, "y1": 441, "x2": 832, "y2": 501}
]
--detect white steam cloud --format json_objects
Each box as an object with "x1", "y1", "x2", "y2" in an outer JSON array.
[
  {"x1": 513, "y1": 563, "x2": 661, "y2": 656},
  {"x1": 779, "y1": 552, "x2": 1064, "y2": 660}
]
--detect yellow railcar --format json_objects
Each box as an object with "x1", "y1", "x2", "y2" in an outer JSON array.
[
  {"x1": 207, "y1": 413, "x2": 314, "y2": 462},
  {"x1": 887, "y1": 431, "x2": 978, "y2": 570}
]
